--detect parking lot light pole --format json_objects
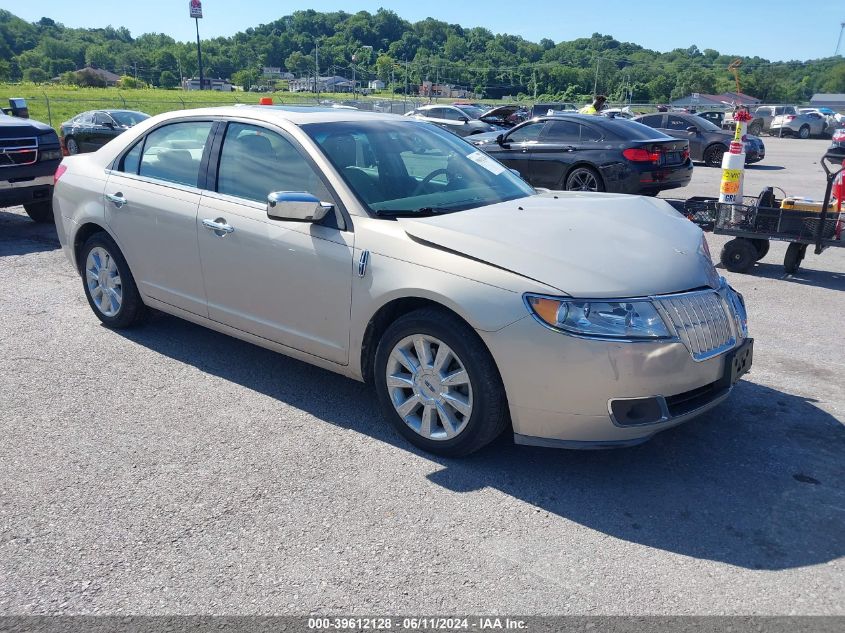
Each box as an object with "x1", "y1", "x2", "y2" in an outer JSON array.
[{"x1": 195, "y1": 18, "x2": 203, "y2": 91}]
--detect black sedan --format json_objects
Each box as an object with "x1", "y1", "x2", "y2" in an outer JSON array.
[
  {"x1": 471, "y1": 114, "x2": 693, "y2": 196},
  {"x1": 634, "y1": 112, "x2": 764, "y2": 167},
  {"x1": 60, "y1": 109, "x2": 149, "y2": 155}
]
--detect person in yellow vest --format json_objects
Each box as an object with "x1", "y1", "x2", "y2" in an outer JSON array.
[{"x1": 578, "y1": 95, "x2": 607, "y2": 115}]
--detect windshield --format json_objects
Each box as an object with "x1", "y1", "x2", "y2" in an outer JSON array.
[
  {"x1": 454, "y1": 105, "x2": 485, "y2": 119},
  {"x1": 110, "y1": 111, "x2": 150, "y2": 127},
  {"x1": 303, "y1": 119, "x2": 535, "y2": 216}
]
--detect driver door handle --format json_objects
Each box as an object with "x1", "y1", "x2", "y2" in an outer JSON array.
[
  {"x1": 105, "y1": 192, "x2": 127, "y2": 208},
  {"x1": 202, "y1": 218, "x2": 235, "y2": 234}
]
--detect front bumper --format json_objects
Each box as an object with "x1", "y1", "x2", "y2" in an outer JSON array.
[
  {"x1": 479, "y1": 303, "x2": 749, "y2": 447},
  {"x1": 0, "y1": 173, "x2": 54, "y2": 208}
]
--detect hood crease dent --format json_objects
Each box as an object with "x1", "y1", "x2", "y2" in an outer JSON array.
[{"x1": 397, "y1": 192, "x2": 718, "y2": 298}]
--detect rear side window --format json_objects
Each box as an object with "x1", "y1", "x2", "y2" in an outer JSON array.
[
  {"x1": 638, "y1": 115, "x2": 663, "y2": 128},
  {"x1": 136, "y1": 121, "x2": 213, "y2": 187},
  {"x1": 541, "y1": 120, "x2": 580, "y2": 142},
  {"x1": 579, "y1": 124, "x2": 602, "y2": 142},
  {"x1": 667, "y1": 116, "x2": 692, "y2": 131}
]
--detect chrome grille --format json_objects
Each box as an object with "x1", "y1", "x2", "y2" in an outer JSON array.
[
  {"x1": 655, "y1": 290, "x2": 735, "y2": 361},
  {"x1": 0, "y1": 137, "x2": 38, "y2": 167}
]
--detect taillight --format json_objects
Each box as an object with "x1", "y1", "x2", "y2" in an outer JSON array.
[
  {"x1": 834, "y1": 130, "x2": 845, "y2": 141},
  {"x1": 682, "y1": 147, "x2": 690, "y2": 161},
  {"x1": 54, "y1": 163, "x2": 67, "y2": 184},
  {"x1": 785, "y1": 115, "x2": 796, "y2": 121},
  {"x1": 623, "y1": 148, "x2": 660, "y2": 162}
]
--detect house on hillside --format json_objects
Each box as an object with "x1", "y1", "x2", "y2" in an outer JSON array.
[
  {"x1": 262, "y1": 67, "x2": 294, "y2": 80},
  {"x1": 53, "y1": 66, "x2": 121, "y2": 86},
  {"x1": 368, "y1": 79, "x2": 385, "y2": 90},
  {"x1": 288, "y1": 76, "x2": 356, "y2": 93},
  {"x1": 182, "y1": 77, "x2": 233, "y2": 91},
  {"x1": 810, "y1": 93, "x2": 845, "y2": 109}
]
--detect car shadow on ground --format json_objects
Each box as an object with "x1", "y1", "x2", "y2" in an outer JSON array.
[
  {"x1": 0, "y1": 210, "x2": 61, "y2": 257},
  {"x1": 746, "y1": 164, "x2": 786, "y2": 171},
  {"x1": 118, "y1": 314, "x2": 845, "y2": 572},
  {"x1": 720, "y1": 260, "x2": 845, "y2": 291}
]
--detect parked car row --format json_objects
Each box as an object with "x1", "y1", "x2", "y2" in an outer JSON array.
[{"x1": 51, "y1": 105, "x2": 752, "y2": 457}]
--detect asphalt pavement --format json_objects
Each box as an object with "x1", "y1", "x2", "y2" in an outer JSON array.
[{"x1": 1, "y1": 139, "x2": 843, "y2": 615}]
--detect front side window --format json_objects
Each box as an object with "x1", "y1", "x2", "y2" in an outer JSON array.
[
  {"x1": 507, "y1": 121, "x2": 545, "y2": 143},
  {"x1": 217, "y1": 122, "x2": 333, "y2": 204},
  {"x1": 638, "y1": 115, "x2": 664, "y2": 128},
  {"x1": 305, "y1": 119, "x2": 535, "y2": 215},
  {"x1": 94, "y1": 112, "x2": 112, "y2": 126},
  {"x1": 667, "y1": 116, "x2": 693, "y2": 131},
  {"x1": 137, "y1": 121, "x2": 213, "y2": 187}
]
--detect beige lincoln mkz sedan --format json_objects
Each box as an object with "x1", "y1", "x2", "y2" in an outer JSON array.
[{"x1": 53, "y1": 106, "x2": 753, "y2": 456}]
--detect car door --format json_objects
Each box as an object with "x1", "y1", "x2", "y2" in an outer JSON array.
[
  {"x1": 104, "y1": 119, "x2": 214, "y2": 317},
  {"x1": 421, "y1": 107, "x2": 457, "y2": 135},
  {"x1": 91, "y1": 112, "x2": 117, "y2": 149},
  {"x1": 76, "y1": 113, "x2": 96, "y2": 152},
  {"x1": 665, "y1": 115, "x2": 704, "y2": 156},
  {"x1": 197, "y1": 121, "x2": 354, "y2": 365},
  {"x1": 482, "y1": 120, "x2": 545, "y2": 178},
  {"x1": 525, "y1": 119, "x2": 584, "y2": 188}
]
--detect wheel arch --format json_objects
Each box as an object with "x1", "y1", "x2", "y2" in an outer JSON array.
[
  {"x1": 72, "y1": 221, "x2": 116, "y2": 273},
  {"x1": 560, "y1": 161, "x2": 604, "y2": 189},
  {"x1": 360, "y1": 296, "x2": 495, "y2": 385}
]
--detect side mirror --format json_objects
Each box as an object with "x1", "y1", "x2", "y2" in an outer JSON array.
[
  {"x1": 686, "y1": 126, "x2": 698, "y2": 133},
  {"x1": 460, "y1": 116, "x2": 469, "y2": 123},
  {"x1": 267, "y1": 191, "x2": 333, "y2": 222},
  {"x1": 496, "y1": 133, "x2": 509, "y2": 147},
  {"x1": 509, "y1": 168, "x2": 521, "y2": 178},
  {"x1": 103, "y1": 121, "x2": 115, "y2": 129}
]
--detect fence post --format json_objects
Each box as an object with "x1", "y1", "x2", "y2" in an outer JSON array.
[
  {"x1": 42, "y1": 92, "x2": 52, "y2": 128},
  {"x1": 118, "y1": 91, "x2": 126, "y2": 107}
]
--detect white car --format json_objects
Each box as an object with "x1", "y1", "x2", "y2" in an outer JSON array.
[{"x1": 52, "y1": 106, "x2": 752, "y2": 456}]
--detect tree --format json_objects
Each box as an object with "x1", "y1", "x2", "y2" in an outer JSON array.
[
  {"x1": 285, "y1": 50, "x2": 314, "y2": 76},
  {"x1": 159, "y1": 70, "x2": 178, "y2": 88},
  {"x1": 22, "y1": 67, "x2": 47, "y2": 82},
  {"x1": 117, "y1": 75, "x2": 146, "y2": 89},
  {"x1": 231, "y1": 69, "x2": 259, "y2": 90},
  {"x1": 0, "y1": 59, "x2": 9, "y2": 81}
]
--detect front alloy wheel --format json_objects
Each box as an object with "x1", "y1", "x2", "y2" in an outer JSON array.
[
  {"x1": 374, "y1": 307, "x2": 508, "y2": 456},
  {"x1": 386, "y1": 334, "x2": 473, "y2": 441}
]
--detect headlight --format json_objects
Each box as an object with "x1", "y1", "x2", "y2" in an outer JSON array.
[
  {"x1": 40, "y1": 149, "x2": 62, "y2": 161},
  {"x1": 525, "y1": 295, "x2": 671, "y2": 339},
  {"x1": 726, "y1": 286, "x2": 748, "y2": 338}
]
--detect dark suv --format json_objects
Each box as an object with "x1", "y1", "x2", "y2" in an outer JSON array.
[{"x1": 0, "y1": 100, "x2": 62, "y2": 223}]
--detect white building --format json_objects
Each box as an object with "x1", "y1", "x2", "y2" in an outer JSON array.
[
  {"x1": 182, "y1": 77, "x2": 233, "y2": 92},
  {"x1": 368, "y1": 79, "x2": 385, "y2": 90}
]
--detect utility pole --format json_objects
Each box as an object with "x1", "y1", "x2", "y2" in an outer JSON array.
[
  {"x1": 593, "y1": 57, "x2": 600, "y2": 96},
  {"x1": 836, "y1": 22, "x2": 845, "y2": 55},
  {"x1": 532, "y1": 68, "x2": 537, "y2": 101},
  {"x1": 314, "y1": 39, "x2": 319, "y2": 97},
  {"x1": 195, "y1": 18, "x2": 203, "y2": 90},
  {"x1": 405, "y1": 59, "x2": 409, "y2": 111}
]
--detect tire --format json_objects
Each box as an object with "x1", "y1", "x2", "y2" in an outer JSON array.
[
  {"x1": 80, "y1": 232, "x2": 147, "y2": 328},
  {"x1": 784, "y1": 242, "x2": 806, "y2": 274},
  {"x1": 65, "y1": 136, "x2": 79, "y2": 155},
  {"x1": 23, "y1": 201, "x2": 54, "y2": 224},
  {"x1": 703, "y1": 144, "x2": 727, "y2": 168},
  {"x1": 719, "y1": 238, "x2": 757, "y2": 273},
  {"x1": 750, "y1": 238, "x2": 770, "y2": 261},
  {"x1": 373, "y1": 307, "x2": 508, "y2": 457},
  {"x1": 748, "y1": 121, "x2": 763, "y2": 136},
  {"x1": 565, "y1": 166, "x2": 605, "y2": 192},
  {"x1": 798, "y1": 125, "x2": 810, "y2": 139}
]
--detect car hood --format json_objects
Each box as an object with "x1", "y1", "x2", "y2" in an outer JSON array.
[
  {"x1": 479, "y1": 105, "x2": 519, "y2": 122},
  {"x1": 397, "y1": 192, "x2": 719, "y2": 298},
  {"x1": 468, "y1": 131, "x2": 502, "y2": 145},
  {"x1": 0, "y1": 114, "x2": 55, "y2": 136}
]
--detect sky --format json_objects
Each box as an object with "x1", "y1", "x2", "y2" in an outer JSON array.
[{"x1": 10, "y1": 0, "x2": 845, "y2": 62}]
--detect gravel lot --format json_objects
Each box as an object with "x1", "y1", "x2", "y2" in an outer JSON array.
[{"x1": 1, "y1": 137, "x2": 843, "y2": 616}]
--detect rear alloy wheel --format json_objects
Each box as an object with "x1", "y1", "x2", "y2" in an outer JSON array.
[
  {"x1": 704, "y1": 144, "x2": 727, "y2": 168},
  {"x1": 798, "y1": 125, "x2": 811, "y2": 139},
  {"x1": 65, "y1": 137, "x2": 79, "y2": 155},
  {"x1": 374, "y1": 308, "x2": 508, "y2": 457},
  {"x1": 81, "y1": 232, "x2": 146, "y2": 328},
  {"x1": 720, "y1": 238, "x2": 757, "y2": 273},
  {"x1": 23, "y1": 201, "x2": 54, "y2": 224},
  {"x1": 565, "y1": 167, "x2": 604, "y2": 192}
]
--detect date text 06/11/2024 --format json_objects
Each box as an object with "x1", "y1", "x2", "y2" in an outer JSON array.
[{"x1": 306, "y1": 617, "x2": 529, "y2": 630}]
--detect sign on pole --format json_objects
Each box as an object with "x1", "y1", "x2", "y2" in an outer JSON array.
[{"x1": 189, "y1": 0, "x2": 203, "y2": 19}]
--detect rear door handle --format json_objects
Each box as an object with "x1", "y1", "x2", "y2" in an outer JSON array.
[
  {"x1": 202, "y1": 218, "x2": 235, "y2": 235},
  {"x1": 105, "y1": 192, "x2": 127, "y2": 208}
]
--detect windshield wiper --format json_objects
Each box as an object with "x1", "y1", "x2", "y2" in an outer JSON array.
[{"x1": 375, "y1": 207, "x2": 451, "y2": 217}]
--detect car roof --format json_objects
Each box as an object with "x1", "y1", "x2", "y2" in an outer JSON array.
[{"x1": 151, "y1": 105, "x2": 405, "y2": 126}]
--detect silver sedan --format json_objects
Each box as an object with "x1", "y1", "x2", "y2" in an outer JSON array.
[{"x1": 52, "y1": 106, "x2": 752, "y2": 456}]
